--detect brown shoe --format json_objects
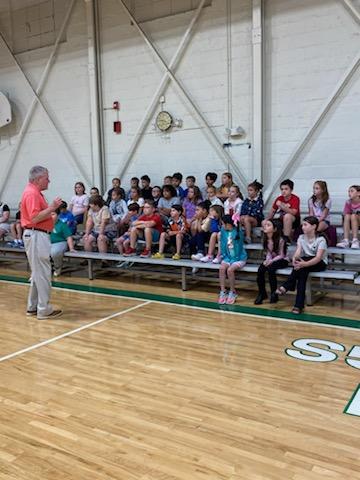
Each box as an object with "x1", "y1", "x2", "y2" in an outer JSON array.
[{"x1": 37, "y1": 309, "x2": 63, "y2": 320}]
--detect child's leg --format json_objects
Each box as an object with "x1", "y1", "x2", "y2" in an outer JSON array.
[
  {"x1": 282, "y1": 213, "x2": 295, "y2": 237},
  {"x1": 97, "y1": 234, "x2": 108, "y2": 254},
  {"x1": 227, "y1": 262, "x2": 245, "y2": 292},
  {"x1": 219, "y1": 263, "x2": 228, "y2": 291},
  {"x1": 293, "y1": 261, "x2": 326, "y2": 309},
  {"x1": 84, "y1": 234, "x2": 96, "y2": 252},
  {"x1": 51, "y1": 241, "x2": 67, "y2": 270},
  {"x1": 10, "y1": 223, "x2": 16, "y2": 239},
  {"x1": 256, "y1": 263, "x2": 268, "y2": 296},
  {"x1": 16, "y1": 224, "x2": 23, "y2": 240},
  {"x1": 343, "y1": 214, "x2": 351, "y2": 240},
  {"x1": 116, "y1": 236, "x2": 125, "y2": 254},
  {"x1": 144, "y1": 227, "x2": 153, "y2": 250},
  {"x1": 175, "y1": 232, "x2": 183, "y2": 255},
  {"x1": 241, "y1": 215, "x2": 257, "y2": 240},
  {"x1": 158, "y1": 232, "x2": 167, "y2": 253},
  {"x1": 267, "y1": 259, "x2": 289, "y2": 293},
  {"x1": 207, "y1": 232, "x2": 217, "y2": 256},
  {"x1": 350, "y1": 213, "x2": 359, "y2": 240},
  {"x1": 129, "y1": 227, "x2": 139, "y2": 248},
  {"x1": 280, "y1": 268, "x2": 298, "y2": 293}
]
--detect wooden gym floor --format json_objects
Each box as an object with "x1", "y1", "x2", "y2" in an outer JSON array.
[{"x1": 0, "y1": 278, "x2": 359, "y2": 480}]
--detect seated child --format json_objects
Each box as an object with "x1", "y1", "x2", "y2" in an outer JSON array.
[
  {"x1": 126, "y1": 177, "x2": 140, "y2": 201},
  {"x1": 9, "y1": 204, "x2": 23, "y2": 247},
  {"x1": 105, "y1": 177, "x2": 126, "y2": 206},
  {"x1": 217, "y1": 172, "x2": 234, "y2": 202},
  {"x1": 266, "y1": 179, "x2": 300, "y2": 242},
  {"x1": 240, "y1": 180, "x2": 264, "y2": 243},
  {"x1": 201, "y1": 172, "x2": 217, "y2": 200},
  {"x1": 337, "y1": 184, "x2": 360, "y2": 249},
  {"x1": 127, "y1": 186, "x2": 144, "y2": 211},
  {"x1": 182, "y1": 186, "x2": 202, "y2": 224},
  {"x1": 0, "y1": 201, "x2": 10, "y2": 240},
  {"x1": 69, "y1": 182, "x2": 89, "y2": 224},
  {"x1": 190, "y1": 201, "x2": 211, "y2": 260},
  {"x1": 254, "y1": 219, "x2": 288, "y2": 305},
  {"x1": 172, "y1": 172, "x2": 185, "y2": 200},
  {"x1": 50, "y1": 209, "x2": 76, "y2": 276},
  {"x1": 183, "y1": 175, "x2": 197, "y2": 198},
  {"x1": 152, "y1": 205, "x2": 187, "y2": 260},
  {"x1": 84, "y1": 195, "x2": 116, "y2": 254},
  {"x1": 140, "y1": 175, "x2": 153, "y2": 200},
  {"x1": 224, "y1": 185, "x2": 243, "y2": 216},
  {"x1": 308, "y1": 181, "x2": 331, "y2": 233},
  {"x1": 151, "y1": 186, "x2": 162, "y2": 208},
  {"x1": 123, "y1": 200, "x2": 163, "y2": 258},
  {"x1": 200, "y1": 204, "x2": 224, "y2": 263},
  {"x1": 115, "y1": 203, "x2": 140, "y2": 254},
  {"x1": 206, "y1": 186, "x2": 224, "y2": 206},
  {"x1": 109, "y1": 187, "x2": 128, "y2": 228},
  {"x1": 218, "y1": 215, "x2": 247, "y2": 305},
  {"x1": 276, "y1": 216, "x2": 328, "y2": 314},
  {"x1": 157, "y1": 185, "x2": 180, "y2": 218},
  {"x1": 58, "y1": 201, "x2": 77, "y2": 234}
]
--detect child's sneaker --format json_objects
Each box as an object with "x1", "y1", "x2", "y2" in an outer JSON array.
[
  {"x1": 226, "y1": 290, "x2": 238, "y2": 305},
  {"x1": 351, "y1": 239, "x2": 359, "y2": 249},
  {"x1": 336, "y1": 239, "x2": 350, "y2": 248},
  {"x1": 212, "y1": 256, "x2": 221, "y2": 264},
  {"x1": 123, "y1": 247, "x2": 136, "y2": 256},
  {"x1": 140, "y1": 248, "x2": 151, "y2": 258},
  {"x1": 172, "y1": 253, "x2": 181, "y2": 260},
  {"x1": 152, "y1": 252, "x2": 164, "y2": 259},
  {"x1": 200, "y1": 254, "x2": 213, "y2": 263},
  {"x1": 191, "y1": 253, "x2": 203, "y2": 261},
  {"x1": 218, "y1": 290, "x2": 227, "y2": 304}
]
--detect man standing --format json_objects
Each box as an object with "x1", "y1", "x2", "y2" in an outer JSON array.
[{"x1": 21, "y1": 166, "x2": 63, "y2": 319}]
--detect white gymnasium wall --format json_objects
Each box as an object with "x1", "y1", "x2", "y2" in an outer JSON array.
[{"x1": 0, "y1": 0, "x2": 359, "y2": 211}]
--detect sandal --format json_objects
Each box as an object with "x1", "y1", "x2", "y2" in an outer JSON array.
[
  {"x1": 291, "y1": 307, "x2": 302, "y2": 314},
  {"x1": 276, "y1": 286, "x2": 287, "y2": 296}
]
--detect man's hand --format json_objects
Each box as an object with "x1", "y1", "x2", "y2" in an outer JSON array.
[{"x1": 50, "y1": 197, "x2": 63, "y2": 211}]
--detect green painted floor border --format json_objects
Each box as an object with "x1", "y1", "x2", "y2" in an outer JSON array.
[{"x1": 1, "y1": 273, "x2": 359, "y2": 329}]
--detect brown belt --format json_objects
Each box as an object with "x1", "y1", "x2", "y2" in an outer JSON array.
[{"x1": 24, "y1": 227, "x2": 51, "y2": 234}]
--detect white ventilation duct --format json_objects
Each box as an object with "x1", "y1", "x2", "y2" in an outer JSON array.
[{"x1": 0, "y1": 92, "x2": 11, "y2": 128}]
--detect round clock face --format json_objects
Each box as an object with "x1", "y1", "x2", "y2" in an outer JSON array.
[{"x1": 156, "y1": 111, "x2": 172, "y2": 131}]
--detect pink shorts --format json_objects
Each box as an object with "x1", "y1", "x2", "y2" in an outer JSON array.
[{"x1": 221, "y1": 260, "x2": 246, "y2": 269}]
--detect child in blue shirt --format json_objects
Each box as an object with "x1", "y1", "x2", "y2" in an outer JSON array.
[
  {"x1": 58, "y1": 201, "x2": 77, "y2": 234},
  {"x1": 218, "y1": 215, "x2": 247, "y2": 305}
]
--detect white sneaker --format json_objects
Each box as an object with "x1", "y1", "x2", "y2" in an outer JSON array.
[
  {"x1": 351, "y1": 239, "x2": 359, "y2": 249},
  {"x1": 200, "y1": 255, "x2": 213, "y2": 263},
  {"x1": 336, "y1": 239, "x2": 350, "y2": 248},
  {"x1": 191, "y1": 253, "x2": 203, "y2": 261},
  {"x1": 212, "y1": 256, "x2": 221, "y2": 264}
]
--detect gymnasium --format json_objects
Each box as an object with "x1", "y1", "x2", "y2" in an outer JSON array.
[{"x1": 0, "y1": 0, "x2": 359, "y2": 478}]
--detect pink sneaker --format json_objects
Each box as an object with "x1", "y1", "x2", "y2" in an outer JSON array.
[
  {"x1": 218, "y1": 290, "x2": 227, "y2": 304},
  {"x1": 226, "y1": 291, "x2": 238, "y2": 305}
]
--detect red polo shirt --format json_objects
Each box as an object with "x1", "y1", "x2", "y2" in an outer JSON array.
[{"x1": 20, "y1": 183, "x2": 54, "y2": 232}]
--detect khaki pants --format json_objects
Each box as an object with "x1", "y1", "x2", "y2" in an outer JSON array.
[{"x1": 23, "y1": 229, "x2": 53, "y2": 317}]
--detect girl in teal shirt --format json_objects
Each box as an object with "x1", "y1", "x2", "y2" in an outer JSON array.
[{"x1": 218, "y1": 215, "x2": 247, "y2": 305}]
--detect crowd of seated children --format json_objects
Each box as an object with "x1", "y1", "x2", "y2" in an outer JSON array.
[
  {"x1": 336, "y1": 184, "x2": 360, "y2": 249},
  {"x1": 123, "y1": 200, "x2": 163, "y2": 258},
  {"x1": 50, "y1": 208, "x2": 76, "y2": 277},
  {"x1": 276, "y1": 216, "x2": 328, "y2": 314},
  {"x1": 152, "y1": 205, "x2": 188, "y2": 260}
]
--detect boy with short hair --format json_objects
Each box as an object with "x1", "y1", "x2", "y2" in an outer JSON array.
[
  {"x1": 58, "y1": 201, "x2": 77, "y2": 234},
  {"x1": 201, "y1": 172, "x2": 217, "y2": 200},
  {"x1": 50, "y1": 209, "x2": 76, "y2": 276},
  {"x1": 140, "y1": 175, "x2": 153, "y2": 200},
  {"x1": 115, "y1": 203, "x2": 140, "y2": 254},
  {"x1": 105, "y1": 177, "x2": 126, "y2": 206},
  {"x1": 266, "y1": 179, "x2": 300, "y2": 241},
  {"x1": 184, "y1": 175, "x2": 196, "y2": 198},
  {"x1": 123, "y1": 200, "x2": 163, "y2": 258},
  {"x1": 172, "y1": 172, "x2": 185, "y2": 199}
]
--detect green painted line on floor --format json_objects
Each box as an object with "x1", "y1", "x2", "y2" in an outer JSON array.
[{"x1": 0, "y1": 273, "x2": 359, "y2": 329}]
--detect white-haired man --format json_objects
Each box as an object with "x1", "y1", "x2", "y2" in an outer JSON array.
[{"x1": 21, "y1": 166, "x2": 63, "y2": 319}]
